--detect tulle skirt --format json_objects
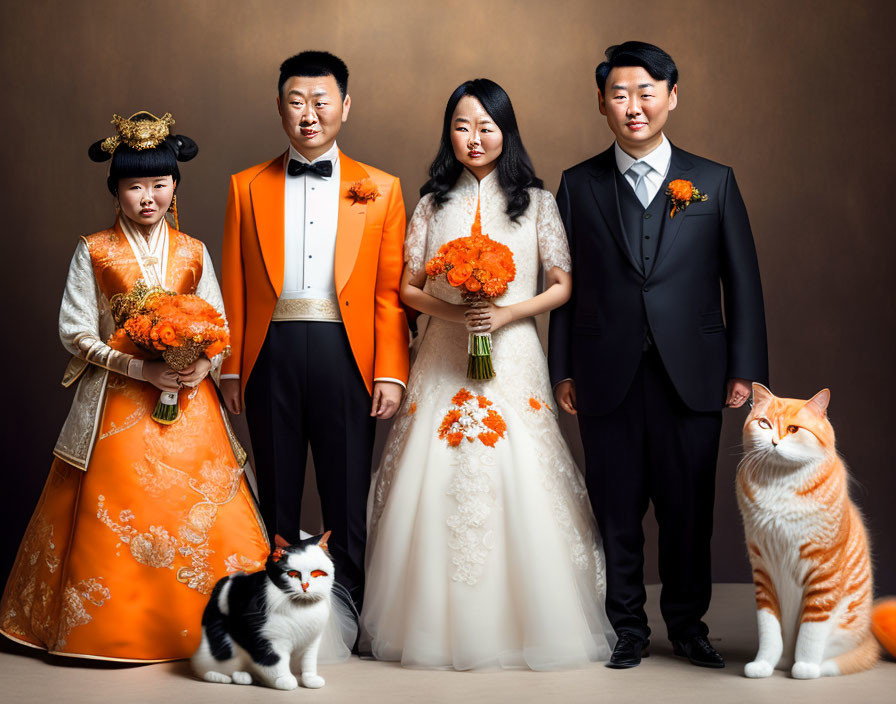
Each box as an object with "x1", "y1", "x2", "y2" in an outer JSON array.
[{"x1": 362, "y1": 318, "x2": 615, "y2": 670}]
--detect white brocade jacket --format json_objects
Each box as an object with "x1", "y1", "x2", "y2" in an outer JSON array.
[{"x1": 53, "y1": 229, "x2": 228, "y2": 470}]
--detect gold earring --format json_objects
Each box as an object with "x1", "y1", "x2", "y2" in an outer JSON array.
[{"x1": 168, "y1": 194, "x2": 179, "y2": 230}]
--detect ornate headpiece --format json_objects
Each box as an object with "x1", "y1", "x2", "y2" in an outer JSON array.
[{"x1": 100, "y1": 111, "x2": 175, "y2": 155}]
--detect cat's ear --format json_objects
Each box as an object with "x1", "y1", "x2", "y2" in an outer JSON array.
[
  {"x1": 274, "y1": 534, "x2": 291, "y2": 549},
  {"x1": 318, "y1": 531, "x2": 332, "y2": 552},
  {"x1": 751, "y1": 383, "x2": 773, "y2": 412},
  {"x1": 805, "y1": 388, "x2": 831, "y2": 418}
]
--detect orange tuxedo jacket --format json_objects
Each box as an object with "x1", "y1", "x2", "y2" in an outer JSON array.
[{"x1": 221, "y1": 150, "x2": 409, "y2": 397}]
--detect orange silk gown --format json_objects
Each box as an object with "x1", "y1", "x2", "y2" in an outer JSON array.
[{"x1": 0, "y1": 227, "x2": 270, "y2": 662}]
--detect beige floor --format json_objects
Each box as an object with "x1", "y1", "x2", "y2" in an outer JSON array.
[{"x1": 1, "y1": 584, "x2": 892, "y2": 704}]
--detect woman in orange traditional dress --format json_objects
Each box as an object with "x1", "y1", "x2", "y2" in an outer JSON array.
[{"x1": 0, "y1": 111, "x2": 270, "y2": 662}]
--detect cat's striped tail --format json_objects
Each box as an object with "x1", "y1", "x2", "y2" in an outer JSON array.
[{"x1": 821, "y1": 630, "x2": 880, "y2": 676}]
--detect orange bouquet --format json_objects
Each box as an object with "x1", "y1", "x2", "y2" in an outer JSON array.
[
  {"x1": 109, "y1": 280, "x2": 230, "y2": 424},
  {"x1": 425, "y1": 212, "x2": 515, "y2": 379}
]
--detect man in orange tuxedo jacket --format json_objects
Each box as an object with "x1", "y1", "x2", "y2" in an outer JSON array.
[{"x1": 220, "y1": 51, "x2": 408, "y2": 614}]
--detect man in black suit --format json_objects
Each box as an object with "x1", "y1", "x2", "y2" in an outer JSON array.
[{"x1": 548, "y1": 41, "x2": 768, "y2": 669}]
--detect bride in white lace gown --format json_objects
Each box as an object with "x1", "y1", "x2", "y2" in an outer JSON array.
[{"x1": 362, "y1": 80, "x2": 614, "y2": 670}]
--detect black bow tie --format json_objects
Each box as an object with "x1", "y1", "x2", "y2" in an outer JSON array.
[{"x1": 287, "y1": 159, "x2": 333, "y2": 178}]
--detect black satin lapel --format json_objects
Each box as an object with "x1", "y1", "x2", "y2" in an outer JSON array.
[
  {"x1": 587, "y1": 162, "x2": 642, "y2": 274},
  {"x1": 652, "y1": 148, "x2": 695, "y2": 272}
]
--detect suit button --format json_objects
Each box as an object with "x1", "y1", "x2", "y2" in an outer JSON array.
[
  {"x1": 643, "y1": 287, "x2": 650, "y2": 293},
  {"x1": 644, "y1": 213, "x2": 652, "y2": 219}
]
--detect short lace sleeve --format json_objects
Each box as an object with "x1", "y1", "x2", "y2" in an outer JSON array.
[
  {"x1": 535, "y1": 189, "x2": 571, "y2": 272},
  {"x1": 404, "y1": 194, "x2": 436, "y2": 276}
]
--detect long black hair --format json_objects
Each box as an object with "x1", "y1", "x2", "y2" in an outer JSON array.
[
  {"x1": 421, "y1": 79, "x2": 542, "y2": 222},
  {"x1": 88, "y1": 112, "x2": 198, "y2": 195}
]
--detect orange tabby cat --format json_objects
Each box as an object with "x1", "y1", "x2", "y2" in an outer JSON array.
[{"x1": 737, "y1": 383, "x2": 879, "y2": 678}]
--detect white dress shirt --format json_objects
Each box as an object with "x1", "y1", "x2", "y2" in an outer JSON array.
[
  {"x1": 282, "y1": 142, "x2": 341, "y2": 304},
  {"x1": 614, "y1": 134, "x2": 672, "y2": 206}
]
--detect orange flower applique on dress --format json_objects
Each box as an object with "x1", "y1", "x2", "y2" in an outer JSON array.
[
  {"x1": 665, "y1": 179, "x2": 708, "y2": 218},
  {"x1": 438, "y1": 387, "x2": 506, "y2": 448},
  {"x1": 527, "y1": 397, "x2": 552, "y2": 412},
  {"x1": 348, "y1": 178, "x2": 380, "y2": 205}
]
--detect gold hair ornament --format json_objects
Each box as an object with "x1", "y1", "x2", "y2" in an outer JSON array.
[{"x1": 100, "y1": 111, "x2": 175, "y2": 155}]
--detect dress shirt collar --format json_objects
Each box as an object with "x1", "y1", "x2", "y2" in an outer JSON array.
[
  {"x1": 287, "y1": 142, "x2": 340, "y2": 177},
  {"x1": 614, "y1": 134, "x2": 671, "y2": 177}
]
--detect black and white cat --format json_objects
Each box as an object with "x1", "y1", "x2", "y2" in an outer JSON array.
[{"x1": 192, "y1": 532, "x2": 341, "y2": 690}]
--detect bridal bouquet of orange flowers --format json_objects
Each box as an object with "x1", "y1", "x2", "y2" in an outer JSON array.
[
  {"x1": 425, "y1": 214, "x2": 515, "y2": 379},
  {"x1": 109, "y1": 280, "x2": 230, "y2": 424}
]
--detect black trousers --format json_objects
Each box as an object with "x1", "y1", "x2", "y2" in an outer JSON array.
[
  {"x1": 578, "y1": 346, "x2": 722, "y2": 641},
  {"x1": 245, "y1": 321, "x2": 375, "y2": 611}
]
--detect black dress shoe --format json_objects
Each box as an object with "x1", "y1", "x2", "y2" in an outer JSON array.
[
  {"x1": 671, "y1": 635, "x2": 725, "y2": 668},
  {"x1": 606, "y1": 633, "x2": 650, "y2": 669}
]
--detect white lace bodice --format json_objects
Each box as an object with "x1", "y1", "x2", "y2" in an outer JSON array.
[{"x1": 404, "y1": 169, "x2": 570, "y2": 307}]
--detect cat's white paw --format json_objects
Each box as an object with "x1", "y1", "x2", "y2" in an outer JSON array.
[
  {"x1": 301, "y1": 673, "x2": 325, "y2": 689},
  {"x1": 202, "y1": 671, "x2": 232, "y2": 684},
  {"x1": 744, "y1": 660, "x2": 774, "y2": 678},
  {"x1": 232, "y1": 671, "x2": 252, "y2": 685},
  {"x1": 791, "y1": 661, "x2": 821, "y2": 679},
  {"x1": 274, "y1": 674, "x2": 299, "y2": 690}
]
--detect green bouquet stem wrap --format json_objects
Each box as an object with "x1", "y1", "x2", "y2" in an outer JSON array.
[
  {"x1": 152, "y1": 391, "x2": 181, "y2": 424},
  {"x1": 467, "y1": 332, "x2": 495, "y2": 380},
  {"x1": 149, "y1": 341, "x2": 206, "y2": 425}
]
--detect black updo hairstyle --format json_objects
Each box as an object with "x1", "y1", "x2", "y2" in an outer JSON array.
[
  {"x1": 88, "y1": 112, "x2": 198, "y2": 196},
  {"x1": 421, "y1": 79, "x2": 542, "y2": 222}
]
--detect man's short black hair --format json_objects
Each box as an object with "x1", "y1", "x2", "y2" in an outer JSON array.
[
  {"x1": 595, "y1": 41, "x2": 678, "y2": 94},
  {"x1": 278, "y1": 51, "x2": 349, "y2": 99}
]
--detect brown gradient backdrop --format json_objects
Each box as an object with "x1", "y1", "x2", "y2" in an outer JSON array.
[{"x1": 2, "y1": 0, "x2": 894, "y2": 595}]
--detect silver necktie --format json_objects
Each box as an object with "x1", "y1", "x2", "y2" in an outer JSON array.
[{"x1": 627, "y1": 161, "x2": 652, "y2": 209}]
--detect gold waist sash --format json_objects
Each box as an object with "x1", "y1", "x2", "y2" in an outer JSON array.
[{"x1": 272, "y1": 297, "x2": 342, "y2": 322}]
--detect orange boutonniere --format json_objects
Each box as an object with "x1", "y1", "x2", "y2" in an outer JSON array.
[
  {"x1": 665, "y1": 179, "x2": 708, "y2": 218},
  {"x1": 347, "y1": 178, "x2": 380, "y2": 205}
]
